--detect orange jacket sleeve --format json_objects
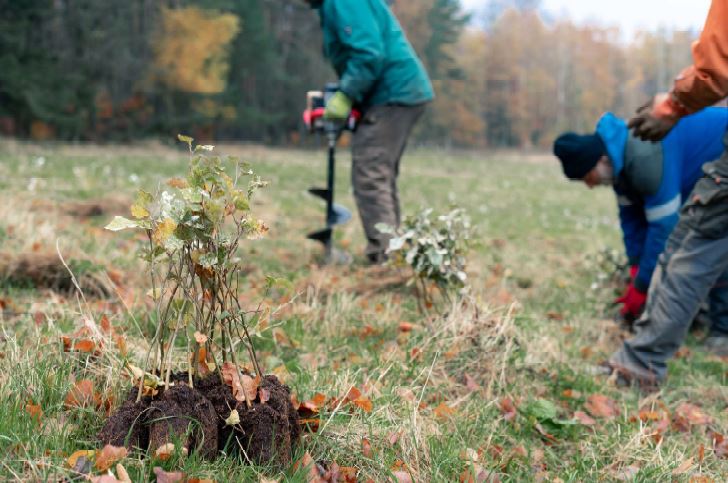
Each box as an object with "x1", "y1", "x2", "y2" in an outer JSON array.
[{"x1": 673, "y1": 0, "x2": 728, "y2": 112}]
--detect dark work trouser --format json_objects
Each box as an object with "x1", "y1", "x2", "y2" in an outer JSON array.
[
  {"x1": 610, "y1": 133, "x2": 728, "y2": 381},
  {"x1": 351, "y1": 103, "x2": 426, "y2": 259}
]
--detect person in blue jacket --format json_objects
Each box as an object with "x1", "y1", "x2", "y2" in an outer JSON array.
[
  {"x1": 553, "y1": 108, "x2": 728, "y2": 331},
  {"x1": 303, "y1": 0, "x2": 434, "y2": 263}
]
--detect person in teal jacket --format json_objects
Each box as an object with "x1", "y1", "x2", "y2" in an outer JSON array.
[
  {"x1": 304, "y1": 0, "x2": 434, "y2": 263},
  {"x1": 554, "y1": 108, "x2": 728, "y2": 330}
]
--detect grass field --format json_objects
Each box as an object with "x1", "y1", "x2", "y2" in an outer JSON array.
[{"x1": 0, "y1": 138, "x2": 726, "y2": 482}]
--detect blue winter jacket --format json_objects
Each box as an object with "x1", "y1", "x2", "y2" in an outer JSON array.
[
  {"x1": 596, "y1": 108, "x2": 728, "y2": 291},
  {"x1": 315, "y1": 0, "x2": 434, "y2": 108}
]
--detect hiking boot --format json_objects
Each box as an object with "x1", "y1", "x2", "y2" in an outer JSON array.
[
  {"x1": 596, "y1": 361, "x2": 660, "y2": 392},
  {"x1": 703, "y1": 335, "x2": 728, "y2": 357}
]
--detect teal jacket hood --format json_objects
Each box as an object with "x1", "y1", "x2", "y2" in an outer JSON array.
[{"x1": 595, "y1": 112, "x2": 628, "y2": 178}]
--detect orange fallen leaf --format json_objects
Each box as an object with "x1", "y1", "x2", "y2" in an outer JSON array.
[
  {"x1": 25, "y1": 401, "x2": 43, "y2": 423},
  {"x1": 433, "y1": 402, "x2": 457, "y2": 420},
  {"x1": 99, "y1": 314, "x2": 112, "y2": 334},
  {"x1": 361, "y1": 437, "x2": 373, "y2": 458},
  {"x1": 499, "y1": 398, "x2": 517, "y2": 421},
  {"x1": 65, "y1": 379, "x2": 97, "y2": 408},
  {"x1": 398, "y1": 322, "x2": 415, "y2": 332},
  {"x1": 299, "y1": 418, "x2": 320, "y2": 432},
  {"x1": 342, "y1": 386, "x2": 362, "y2": 403},
  {"x1": 95, "y1": 445, "x2": 128, "y2": 471},
  {"x1": 74, "y1": 339, "x2": 97, "y2": 353},
  {"x1": 352, "y1": 397, "x2": 373, "y2": 413},
  {"x1": 584, "y1": 394, "x2": 619, "y2": 420},
  {"x1": 561, "y1": 389, "x2": 581, "y2": 399},
  {"x1": 311, "y1": 392, "x2": 327, "y2": 406},
  {"x1": 67, "y1": 449, "x2": 96, "y2": 469}
]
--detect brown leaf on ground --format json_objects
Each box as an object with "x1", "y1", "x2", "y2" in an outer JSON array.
[
  {"x1": 221, "y1": 362, "x2": 247, "y2": 403},
  {"x1": 584, "y1": 394, "x2": 619, "y2": 420},
  {"x1": 499, "y1": 398, "x2": 517, "y2": 421},
  {"x1": 352, "y1": 397, "x2": 373, "y2": 413},
  {"x1": 153, "y1": 466, "x2": 185, "y2": 483},
  {"x1": 712, "y1": 432, "x2": 728, "y2": 459},
  {"x1": 460, "y1": 465, "x2": 501, "y2": 483},
  {"x1": 65, "y1": 379, "x2": 97, "y2": 408},
  {"x1": 672, "y1": 457, "x2": 695, "y2": 475},
  {"x1": 25, "y1": 400, "x2": 43, "y2": 423},
  {"x1": 292, "y1": 451, "x2": 326, "y2": 483},
  {"x1": 342, "y1": 386, "x2": 362, "y2": 403},
  {"x1": 95, "y1": 445, "x2": 128, "y2": 471},
  {"x1": 361, "y1": 437, "x2": 373, "y2": 458},
  {"x1": 561, "y1": 389, "x2": 581, "y2": 399},
  {"x1": 433, "y1": 401, "x2": 457, "y2": 420},
  {"x1": 298, "y1": 418, "x2": 320, "y2": 433},
  {"x1": 573, "y1": 411, "x2": 596, "y2": 426},
  {"x1": 258, "y1": 387, "x2": 271, "y2": 404},
  {"x1": 388, "y1": 431, "x2": 402, "y2": 446},
  {"x1": 392, "y1": 471, "x2": 413, "y2": 483},
  {"x1": 298, "y1": 392, "x2": 327, "y2": 418},
  {"x1": 398, "y1": 322, "x2": 415, "y2": 332},
  {"x1": 464, "y1": 374, "x2": 480, "y2": 392},
  {"x1": 338, "y1": 466, "x2": 358, "y2": 483},
  {"x1": 673, "y1": 402, "x2": 711, "y2": 431},
  {"x1": 99, "y1": 314, "x2": 113, "y2": 334},
  {"x1": 241, "y1": 374, "x2": 260, "y2": 403}
]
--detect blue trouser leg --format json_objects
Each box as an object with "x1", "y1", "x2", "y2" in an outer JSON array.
[{"x1": 610, "y1": 150, "x2": 728, "y2": 381}]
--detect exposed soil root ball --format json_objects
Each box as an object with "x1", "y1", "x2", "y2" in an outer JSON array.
[
  {"x1": 98, "y1": 389, "x2": 152, "y2": 450},
  {"x1": 0, "y1": 252, "x2": 114, "y2": 298},
  {"x1": 148, "y1": 384, "x2": 219, "y2": 459},
  {"x1": 98, "y1": 374, "x2": 299, "y2": 466}
]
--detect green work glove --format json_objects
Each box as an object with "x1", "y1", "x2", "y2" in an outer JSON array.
[{"x1": 324, "y1": 91, "x2": 352, "y2": 120}]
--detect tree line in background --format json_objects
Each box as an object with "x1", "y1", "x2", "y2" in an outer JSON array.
[{"x1": 0, "y1": 0, "x2": 697, "y2": 148}]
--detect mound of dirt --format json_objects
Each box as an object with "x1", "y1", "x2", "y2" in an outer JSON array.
[
  {"x1": 0, "y1": 252, "x2": 114, "y2": 298},
  {"x1": 99, "y1": 374, "x2": 299, "y2": 465}
]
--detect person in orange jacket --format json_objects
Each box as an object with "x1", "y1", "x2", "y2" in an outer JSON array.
[{"x1": 607, "y1": 0, "x2": 728, "y2": 387}]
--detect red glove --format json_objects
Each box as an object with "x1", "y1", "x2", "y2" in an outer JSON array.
[
  {"x1": 629, "y1": 264, "x2": 639, "y2": 281},
  {"x1": 615, "y1": 283, "x2": 647, "y2": 318}
]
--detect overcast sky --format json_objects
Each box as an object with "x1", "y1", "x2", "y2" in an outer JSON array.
[{"x1": 461, "y1": 0, "x2": 712, "y2": 38}]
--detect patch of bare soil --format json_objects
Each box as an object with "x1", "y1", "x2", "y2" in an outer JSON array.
[
  {"x1": 99, "y1": 374, "x2": 299, "y2": 465},
  {"x1": 31, "y1": 197, "x2": 131, "y2": 219},
  {"x1": 0, "y1": 252, "x2": 114, "y2": 297}
]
